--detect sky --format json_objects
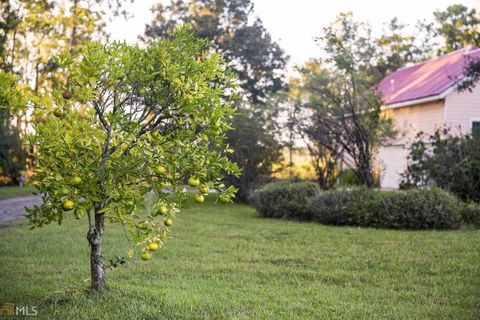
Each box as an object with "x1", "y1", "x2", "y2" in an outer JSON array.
[{"x1": 107, "y1": 0, "x2": 480, "y2": 68}]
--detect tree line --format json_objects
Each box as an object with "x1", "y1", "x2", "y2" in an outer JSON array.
[{"x1": 1, "y1": 1, "x2": 479, "y2": 196}]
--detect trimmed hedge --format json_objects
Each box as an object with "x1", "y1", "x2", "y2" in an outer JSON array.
[
  {"x1": 249, "y1": 180, "x2": 319, "y2": 219},
  {"x1": 308, "y1": 187, "x2": 465, "y2": 229},
  {"x1": 251, "y1": 181, "x2": 480, "y2": 230}
]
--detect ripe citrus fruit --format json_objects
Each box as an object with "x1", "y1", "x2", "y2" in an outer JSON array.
[
  {"x1": 141, "y1": 251, "x2": 152, "y2": 261},
  {"x1": 198, "y1": 184, "x2": 209, "y2": 194},
  {"x1": 148, "y1": 242, "x2": 159, "y2": 251},
  {"x1": 71, "y1": 176, "x2": 82, "y2": 186},
  {"x1": 194, "y1": 193, "x2": 204, "y2": 204},
  {"x1": 164, "y1": 218, "x2": 173, "y2": 226},
  {"x1": 154, "y1": 165, "x2": 166, "y2": 175},
  {"x1": 62, "y1": 199, "x2": 75, "y2": 210},
  {"x1": 158, "y1": 206, "x2": 168, "y2": 215},
  {"x1": 188, "y1": 176, "x2": 200, "y2": 187}
]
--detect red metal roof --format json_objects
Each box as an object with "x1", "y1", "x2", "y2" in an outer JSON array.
[{"x1": 377, "y1": 47, "x2": 480, "y2": 106}]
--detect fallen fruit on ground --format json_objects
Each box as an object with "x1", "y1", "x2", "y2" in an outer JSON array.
[
  {"x1": 188, "y1": 176, "x2": 200, "y2": 187},
  {"x1": 194, "y1": 193, "x2": 205, "y2": 204}
]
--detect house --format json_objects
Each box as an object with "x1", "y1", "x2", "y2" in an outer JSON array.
[{"x1": 376, "y1": 47, "x2": 480, "y2": 189}]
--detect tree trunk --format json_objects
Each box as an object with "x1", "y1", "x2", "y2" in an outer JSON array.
[{"x1": 87, "y1": 206, "x2": 105, "y2": 290}]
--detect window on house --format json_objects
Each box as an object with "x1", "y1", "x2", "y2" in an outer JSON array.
[{"x1": 472, "y1": 121, "x2": 480, "y2": 136}]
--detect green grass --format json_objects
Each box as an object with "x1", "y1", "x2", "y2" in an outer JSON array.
[
  {"x1": 0, "y1": 186, "x2": 36, "y2": 200},
  {"x1": 0, "y1": 196, "x2": 479, "y2": 319}
]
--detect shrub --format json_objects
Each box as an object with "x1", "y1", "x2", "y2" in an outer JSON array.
[
  {"x1": 401, "y1": 128, "x2": 480, "y2": 202},
  {"x1": 307, "y1": 187, "x2": 465, "y2": 230},
  {"x1": 460, "y1": 202, "x2": 480, "y2": 227},
  {"x1": 380, "y1": 188, "x2": 463, "y2": 229},
  {"x1": 250, "y1": 180, "x2": 319, "y2": 219}
]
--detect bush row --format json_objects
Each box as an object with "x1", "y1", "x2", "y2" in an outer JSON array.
[
  {"x1": 249, "y1": 180, "x2": 319, "y2": 220},
  {"x1": 250, "y1": 181, "x2": 480, "y2": 230}
]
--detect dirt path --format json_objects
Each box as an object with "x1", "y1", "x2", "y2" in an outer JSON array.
[{"x1": 0, "y1": 195, "x2": 42, "y2": 223}]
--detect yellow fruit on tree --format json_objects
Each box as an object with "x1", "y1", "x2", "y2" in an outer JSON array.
[
  {"x1": 219, "y1": 196, "x2": 229, "y2": 204},
  {"x1": 154, "y1": 165, "x2": 166, "y2": 175},
  {"x1": 141, "y1": 251, "x2": 152, "y2": 261},
  {"x1": 198, "y1": 184, "x2": 209, "y2": 194},
  {"x1": 158, "y1": 206, "x2": 168, "y2": 215},
  {"x1": 188, "y1": 176, "x2": 200, "y2": 187},
  {"x1": 148, "y1": 242, "x2": 159, "y2": 251},
  {"x1": 164, "y1": 218, "x2": 173, "y2": 226},
  {"x1": 194, "y1": 193, "x2": 204, "y2": 204},
  {"x1": 62, "y1": 199, "x2": 75, "y2": 211},
  {"x1": 71, "y1": 176, "x2": 82, "y2": 186}
]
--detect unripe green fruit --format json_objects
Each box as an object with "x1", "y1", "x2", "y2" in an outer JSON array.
[
  {"x1": 211, "y1": 128, "x2": 221, "y2": 137},
  {"x1": 219, "y1": 196, "x2": 229, "y2": 204},
  {"x1": 53, "y1": 108, "x2": 64, "y2": 118}
]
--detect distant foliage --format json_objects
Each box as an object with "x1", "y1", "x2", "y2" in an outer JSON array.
[
  {"x1": 337, "y1": 169, "x2": 360, "y2": 186},
  {"x1": 401, "y1": 129, "x2": 480, "y2": 202},
  {"x1": 249, "y1": 180, "x2": 319, "y2": 220},
  {"x1": 0, "y1": 72, "x2": 28, "y2": 184},
  {"x1": 308, "y1": 187, "x2": 469, "y2": 230}
]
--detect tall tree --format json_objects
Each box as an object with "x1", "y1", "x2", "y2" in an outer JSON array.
[
  {"x1": 375, "y1": 18, "x2": 432, "y2": 81},
  {"x1": 0, "y1": 0, "x2": 20, "y2": 72},
  {"x1": 296, "y1": 14, "x2": 395, "y2": 187},
  {"x1": 143, "y1": 0, "x2": 286, "y2": 104},
  {"x1": 432, "y1": 4, "x2": 480, "y2": 54},
  {"x1": 143, "y1": 0, "x2": 287, "y2": 199},
  {"x1": 0, "y1": 71, "x2": 28, "y2": 184}
]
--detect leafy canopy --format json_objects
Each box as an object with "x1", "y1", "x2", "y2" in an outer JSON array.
[{"x1": 26, "y1": 27, "x2": 240, "y2": 257}]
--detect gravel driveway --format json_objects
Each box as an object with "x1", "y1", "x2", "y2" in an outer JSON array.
[{"x1": 0, "y1": 195, "x2": 42, "y2": 224}]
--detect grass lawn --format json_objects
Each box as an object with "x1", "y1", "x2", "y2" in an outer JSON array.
[
  {"x1": 0, "y1": 196, "x2": 479, "y2": 319},
  {"x1": 0, "y1": 186, "x2": 36, "y2": 200}
]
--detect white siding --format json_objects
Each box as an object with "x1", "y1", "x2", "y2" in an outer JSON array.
[
  {"x1": 378, "y1": 145, "x2": 409, "y2": 189},
  {"x1": 384, "y1": 100, "x2": 445, "y2": 145},
  {"x1": 379, "y1": 101, "x2": 445, "y2": 188},
  {"x1": 445, "y1": 85, "x2": 480, "y2": 135}
]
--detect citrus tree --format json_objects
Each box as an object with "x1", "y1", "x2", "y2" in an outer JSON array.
[{"x1": 25, "y1": 27, "x2": 240, "y2": 290}]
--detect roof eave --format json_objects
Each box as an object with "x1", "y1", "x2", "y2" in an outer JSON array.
[{"x1": 383, "y1": 84, "x2": 457, "y2": 109}]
